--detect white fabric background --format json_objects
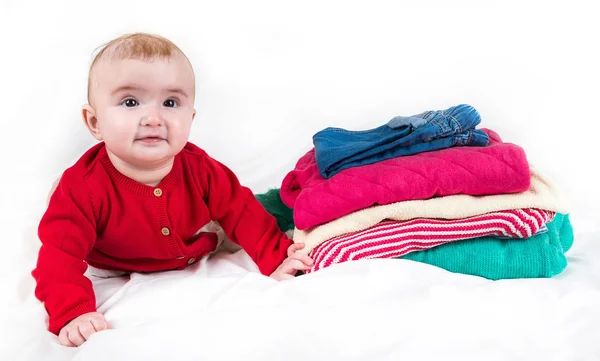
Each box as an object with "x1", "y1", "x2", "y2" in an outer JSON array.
[{"x1": 0, "y1": 1, "x2": 598, "y2": 360}]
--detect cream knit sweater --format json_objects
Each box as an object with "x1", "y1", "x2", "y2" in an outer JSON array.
[{"x1": 293, "y1": 168, "x2": 569, "y2": 254}]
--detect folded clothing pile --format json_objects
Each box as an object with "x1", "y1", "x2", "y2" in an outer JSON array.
[{"x1": 266, "y1": 104, "x2": 572, "y2": 279}]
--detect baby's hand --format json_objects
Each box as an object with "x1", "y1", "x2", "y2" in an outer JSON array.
[
  {"x1": 270, "y1": 243, "x2": 314, "y2": 281},
  {"x1": 58, "y1": 311, "x2": 108, "y2": 347}
]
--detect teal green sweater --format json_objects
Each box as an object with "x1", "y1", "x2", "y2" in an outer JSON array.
[{"x1": 255, "y1": 188, "x2": 573, "y2": 280}]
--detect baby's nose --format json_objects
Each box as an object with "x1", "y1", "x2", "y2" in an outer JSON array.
[{"x1": 141, "y1": 108, "x2": 164, "y2": 126}]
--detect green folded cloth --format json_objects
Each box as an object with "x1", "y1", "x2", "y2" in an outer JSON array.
[
  {"x1": 401, "y1": 212, "x2": 572, "y2": 280},
  {"x1": 254, "y1": 188, "x2": 573, "y2": 280},
  {"x1": 255, "y1": 188, "x2": 295, "y2": 232}
]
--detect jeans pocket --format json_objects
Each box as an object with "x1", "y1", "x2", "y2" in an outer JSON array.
[{"x1": 386, "y1": 115, "x2": 427, "y2": 130}]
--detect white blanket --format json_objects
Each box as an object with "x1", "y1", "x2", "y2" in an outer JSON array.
[{"x1": 5, "y1": 219, "x2": 600, "y2": 361}]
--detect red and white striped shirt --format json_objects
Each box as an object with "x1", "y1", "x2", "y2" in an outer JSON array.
[{"x1": 307, "y1": 208, "x2": 553, "y2": 273}]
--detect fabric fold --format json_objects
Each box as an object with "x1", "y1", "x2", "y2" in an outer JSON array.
[
  {"x1": 305, "y1": 209, "x2": 554, "y2": 273},
  {"x1": 400, "y1": 213, "x2": 573, "y2": 280},
  {"x1": 292, "y1": 167, "x2": 569, "y2": 254},
  {"x1": 313, "y1": 104, "x2": 488, "y2": 178},
  {"x1": 282, "y1": 128, "x2": 530, "y2": 230}
]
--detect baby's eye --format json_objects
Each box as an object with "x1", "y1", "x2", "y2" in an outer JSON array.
[
  {"x1": 163, "y1": 99, "x2": 178, "y2": 108},
  {"x1": 122, "y1": 99, "x2": 138, "y2": 107}
]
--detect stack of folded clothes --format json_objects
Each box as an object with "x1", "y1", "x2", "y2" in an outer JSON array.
[{"x1": 261, "y1": 104, "x2": 572, "y2": 280}]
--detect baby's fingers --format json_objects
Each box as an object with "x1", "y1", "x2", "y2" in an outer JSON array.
[
  {"x1": 290, "y1": 252, "x2": 314, "y2": 266},
  {"x1": 58, "y1": 328, "x2": 76, "y2": 347},
  {"x1": 90, "y1": 317, "x2": 108, "y2": 332},
  {"x1": 67, "y1": 328, "x2": 86, "y2": 347},
  {"x1": 286, "y1": 259, "x2": 313, "y2": 272},
  {"x1": 79, "y1": 321, "x2": 97, "y2": 341},
  {"x1": 287, "y1": 243, "x2": 305, "y2": 257}
]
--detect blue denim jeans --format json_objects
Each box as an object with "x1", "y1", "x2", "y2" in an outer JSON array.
[{"x1": 313, "y1": 104, "x2": 489, "y2": 178}]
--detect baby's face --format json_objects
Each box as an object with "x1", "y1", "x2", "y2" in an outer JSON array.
[{"x1": 88, "y1": 55, "x2": 196, "y2": 169}]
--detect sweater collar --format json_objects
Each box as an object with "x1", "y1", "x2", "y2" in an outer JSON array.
[{"x1": 98, "y1": 145, "x2": 182, "y2": 196}]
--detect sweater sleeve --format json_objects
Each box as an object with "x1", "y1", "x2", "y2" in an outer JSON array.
[
  {"x1": 32, "y1": 175, "x2": 98, "y2": 335},
  {"x1": 200, "y1": 155, "x2": 293, "y2": 276}
]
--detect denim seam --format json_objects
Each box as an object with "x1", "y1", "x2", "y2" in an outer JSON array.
[
  {"x1": 315, "y1": 125, "x2": 381, "y2": 136},
  {"x1": 440, "y1": 111, "x2": 457, "y2": 134},
  {"x1": 427, "y1": 117, "x2": 445, "y2": 135},
  {"x1": 447, "y1": 112, "x2": 464, "y2": 133}
]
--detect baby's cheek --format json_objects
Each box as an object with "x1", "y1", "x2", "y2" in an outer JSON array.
[
  {"x1": 104, "y1": 112, "x2": 138, "y2": 136},
  {"x1": 170, "y1": 118, "x2": 193, "y2": 142},
  {"x1": 101, "y1": 124, "x2": 137, "y2": 149}
]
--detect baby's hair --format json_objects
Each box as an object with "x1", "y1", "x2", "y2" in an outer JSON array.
[{"x1": 87, "y1": 32, "x2": 192, "y2": 104}]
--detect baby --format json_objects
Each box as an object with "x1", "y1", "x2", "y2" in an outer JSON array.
[{"x1": 32, "y1": 33, "x2": 313, "y2": 347}]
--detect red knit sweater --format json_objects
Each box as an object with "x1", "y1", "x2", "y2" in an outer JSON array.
[{"x1": 32, "y1": 142, "x2": 293, "y2": 335}]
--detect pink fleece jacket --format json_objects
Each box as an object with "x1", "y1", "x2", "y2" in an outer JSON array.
[{"x1": 281, "y1": 129, "x2": 531, "y2": 230}]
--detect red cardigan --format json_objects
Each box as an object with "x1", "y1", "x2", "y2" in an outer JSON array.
[{"x1": 32, "y1": 142, "x2": 292, "y2": 335}]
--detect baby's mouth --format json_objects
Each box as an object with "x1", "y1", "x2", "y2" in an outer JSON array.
[{"x1": 136, "y1": 136, "x2": 166, "y2": 143}]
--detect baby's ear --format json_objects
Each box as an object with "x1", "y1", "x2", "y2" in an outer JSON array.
[
  {"x1": 192, "y1": 108, "x2": 197, "y2": 122},
  {"x1": 82, "y1": 104, "x2": 103, "y2": 140}
]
